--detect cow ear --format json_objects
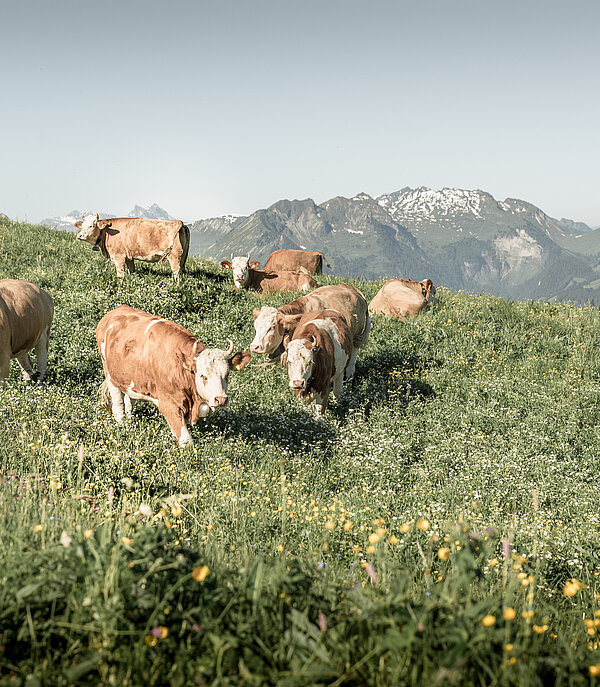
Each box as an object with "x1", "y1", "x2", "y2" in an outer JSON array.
[
  {"x1": 252, "y1": 307, "x2": 261, "y2": 320},
  {"x1": 220, "y1": 260, "x2": 232, "y2": 269},
  {"x1": 229, "y1": 351, "x2": 252, "y2": 371},
  {"x1": 282, "y1": 334, "x2": 290, "y2": 350},
  {"x1": 249, "y1": 260, "x2": 261, "y2": 269},
  {"x1": 278, "y1": 313, "x2": 302, "y2": 331},
  {"x1": 95, "y1": 213, "x2": 99, "y2": 220},
  {"x1": 75, "y1": 221, "x2": 82, "y2": 229}
]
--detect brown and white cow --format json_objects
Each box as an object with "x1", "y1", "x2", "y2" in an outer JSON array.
[
  {"x1": 250, "y1": 284, "x2": 370, "y2": 379},
  {"x1": 76, "y1": 214, "x2": 190, "y2": 278},
  {"x1": 284, "y1": 309, "x2": 352, "y2": 417},
  {"x1": 263, "y1": 249, "x2": 331, "y2": 275},
  {"x1": 369, "y1": 278, "x2": 436, "y2": 319},
  {"x1": 220, "y1": 254, "x2": 319, "y2": 294},
  {"x1": 0, "y1": 279, "x2": 54, "y2": 382},
  {"x1": 96, "y1": 305, "x2": 251, "y2": 447}
]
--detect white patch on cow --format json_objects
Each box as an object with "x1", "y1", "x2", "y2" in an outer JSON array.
[
  {"x1": 286, "y1": 339, "x2": 314, "y2": 390},
  {"x1": 144, "y1": 318, "x2": 168, "y2": 335},
  {"x1": 100, "y1": 323, "x2": 114, "y2": 360},
  {"x1": 231, "y1": 256, "x2": 250, "y2": 288},
  {"x1": 126, "y1": 381, "x2": 159, "y2": 407},
  {"x1": 251, "y1": 306, "x2": 280, "y2": 354},
  {"x1": 309, "y1": 318, "x2": 348, "y2": 400},
  {"x1": 194, "y1": 349, "x2": 231, "y2": 407},
  {"x1": 179, "y1": 425, "x2": 193, "y2": 448},
  {"x1": 76, "y1": 214, "x2": 101, "y2": 244}
]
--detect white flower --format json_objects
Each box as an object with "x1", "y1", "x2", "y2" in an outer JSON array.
[{"x1": 60, "y1": 530, "x2": 72, "y2": 548}]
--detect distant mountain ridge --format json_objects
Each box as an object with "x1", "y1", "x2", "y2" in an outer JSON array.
[
  {"x1": 40, "y1": 204, "x2": 174, "y2": 231},
  {"x1": 192, "y1": 188, "x2": 600, "y2": 304}
]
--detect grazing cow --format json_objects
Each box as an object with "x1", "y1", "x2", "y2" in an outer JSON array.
[
  {"x1": 75, "y1": 214, "x2": 190, "y2": 278},
  {"x1": 96, "y1": 305, "x2": 251, "y2": 447},
  {"x1": 369, "y1": 278, "x2": 436, "y2": 319},
  {"x1": 284, "y1": 309, "x2": 352, "y2": 417},
  {"x1": 263, "y1": 249, "x2": 331, "y2": 275},
  {"x1": 250, "y1": 284, "x2": 370, "y2": 379},
  {"x1": 0, "y1": 279, "x2": 53, "y2": 382},
  {"x1": 220, "y1": 254, "x2": 319, "y2": 294}
]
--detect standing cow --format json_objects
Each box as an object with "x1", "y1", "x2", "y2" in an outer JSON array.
[
  {"x1": 220, "y1": 254, "x2": 319, "y2": 293},
  {"x1": 0, "y1": 279, "x2": 53, "y2": 382},
  {"x1": 250, "y1": 283, "x2": 370, "y2": 379},
  {"x1": 284, "y1": 309, "x2": 352, "y2": 417},
  {"x1": 76, "y1": 214, "x2": 190, "y2": 278},
  {"x1": 96, "y1": 305, "x2": 251, "y2": 447},
  {"x1": 369, "y1": 278, "x2": 436, "y2": 319},
  {"x1": 263, "y1": 249, "x2": 331, "y2": 275}
]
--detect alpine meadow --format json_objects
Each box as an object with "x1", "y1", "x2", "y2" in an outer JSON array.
[{"x1": 3, "y1": 217, "x2": 600, "y2": 686}]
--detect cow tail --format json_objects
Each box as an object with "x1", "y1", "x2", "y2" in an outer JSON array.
[
  {"x1": 320, "y1": 253, "x2": 332, "y2": 269},
  {"x1": 354, "y1": 312, "x2": 371, "y2": 349},
  {"x1": 99, "y1": 379, "x2": 112, "y2": 412},
  {"x1": 180, "y1": 224, "x2": 191, "y2": 267}
]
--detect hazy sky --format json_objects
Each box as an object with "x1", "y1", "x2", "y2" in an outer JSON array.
[{"x1": 2, "y1": 0, "x2": 599, "y2": 225}]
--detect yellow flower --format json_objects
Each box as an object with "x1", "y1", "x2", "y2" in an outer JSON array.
[
  {"x1": 121, "y1": 537, "x2": 133, "y2": 546},
  {"x1": 277, "y1": 544, "x2": 284, "y2": 552},
  {"x1": 33, "y1": 524, "x2": 42, "y2": 532},
  {"x1": 416, "y1": 518, "x2": 430, "y2": 531},
  {"x1": 352, "y1": 545, "x2": 362, "y2": 553},
  {"x1": 532, "y1": 624, "x2": 548, "y2": 634},
  {"x1": 192, "y1": 565, "x2": 210, "y2": 582},
  {"x1": 399, "y1": 523, "x2": 411, "y2": 534},
  {"x1": 503, "y1": 607, "x2": 516, "y2": 621},
  {"x1": 84, "y1": 529, "x2": 93, "y2": 538},
  {"x1": 388, "y1": 535, "x2": 399, "y2": 545},
  {"x1": 437, "y1": 547, "x2": 450, "y2": 561},
  {"x1": 563, "y1": 579, "x2": 584, "y2": 597},
  {"x1": 372, "y1": 518, "x2": 385, "y2": 526},
  {"x1": 366, "y1": 545, "x2": 376, "y2": 554},
  {"x1": 324, "y1": 520, "x2": 335, "y2": 531},
  {"x1": 522, "y1": 609, "x2": 535, "y2": 619},
  {"x1": 506, "y1": 657, "x2": 517, "y2": 666},
  {"x1": 488, "y1": 558, "x2": 498, "y2": 567},
  {"x1": 368, "y1": 532, "x2": 381, "y2": 544},
  {"x1": 481, "y1": 615, "x2": 496, "y2": 627},
  {"x1": 504, "y1": 644, "x2": 514, "y2": 652},
  {"x1": 343, "y1": 521, "x2": 353, "y2": 530},
  {"x1": 171, "y1": 504, "x2": 182, "y2": 517},
  {"x1": 589, "y1": 664, "x2": 600, "y2": 678},
  {"x1": 145, "y1": 634, "x2": 157, "y2": 647}
]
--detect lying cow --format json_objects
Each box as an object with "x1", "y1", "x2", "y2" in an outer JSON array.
[
  {"x1": 284, "y1": 309, "x2": 352, "y2": 417},
  {"x1": 369, "y1": 278, "x2": 436, "y2": 319},
  {"x1": 96, "y1": 305, "x2": 251, "y2": 447},
  {"x1": 76, "y1": 214, "x2": 190, "y2": 278},
  {"x1": 0, "y1": 279, "x2": 54, "y2": 382},
  {"x1": 220, "y1": 254, "x2": 319, "y2": 293},
  {"x1": 250, "y1": 283, "x2": 370, "y2": 379},
  {"x1": 263, "y1": 249, "x2": 331, "y2": 275}
]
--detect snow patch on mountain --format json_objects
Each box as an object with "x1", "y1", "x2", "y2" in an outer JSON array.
[{"x1": 377, "y1": 187, "x2": 484, "y2": 222}]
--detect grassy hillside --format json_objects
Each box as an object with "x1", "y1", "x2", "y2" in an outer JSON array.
[{"x1": 1, "y1": 218, "x2": 600, "y2": 685}]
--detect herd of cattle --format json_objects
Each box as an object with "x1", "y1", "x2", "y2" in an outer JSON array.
[{"x1": 0, "y1": 215, "x2": 437, "y2": 446}]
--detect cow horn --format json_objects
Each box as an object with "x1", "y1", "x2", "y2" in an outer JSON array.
[
  {"x1": 81, "y1": 213, "x2": 85, "y2": 219},
  {"x1": 230, "y1": 252, "x2": 234, "y2": 262},
  {"x1": 224, "y1": 339, "x2": 234, "y2": 356},
  {"x1": 247, "y1": 251, "x2": 251, "y2": 259}
]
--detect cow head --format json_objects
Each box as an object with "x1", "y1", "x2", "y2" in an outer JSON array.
[
  {"x1": 285, "y1": 335, "x2": 318, "y2": 390},
  {"x1": 220, "y1": 253, "x2": 260, "y2": 289},
  {"x1": 250, "y1": 306, "x2": 283, "y2": 354},
  {"x1": 193, "y1": 339, "x2": 251, "y2": 408},
  {"x1": 76, "y1": 213, "x2": 101, "y2": 244},
  {"x1": 420, "y1": 279, "x2": 437, "y2": 304}
]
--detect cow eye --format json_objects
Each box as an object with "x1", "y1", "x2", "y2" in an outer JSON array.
[{"x1": 199, "y1": 375, "x2": 208, "y2": 382}]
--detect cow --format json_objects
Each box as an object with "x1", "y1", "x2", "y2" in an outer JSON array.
[
  {"x1": 96, "y1": 305, "x2": 251, "y2": 447},
  {"x1": 0, "y1": 279, "x2": 54, "y2": 382},
  {"x1": 263, "y1": 249, "x2": 331, "y2": 275},
  {"x1": 369, "y1": 278, "x2": 436, "y2": 319},
  {"x1": 284, "y1": 309, "x2": 352, "y2": 417},
  {"x1": 75, "y1": 214, "x2": 190, "y2": 279},
  {"x1": 219, "y1": 254, "x2": 319, "y2": 294},
  {"x1": 250, "y1": 283, "x2": 370, "y2": 379}
]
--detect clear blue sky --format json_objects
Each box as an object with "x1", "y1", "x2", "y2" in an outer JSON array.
[{"x1": 2, "y1": 0, "x2": 599, "y2": 225}]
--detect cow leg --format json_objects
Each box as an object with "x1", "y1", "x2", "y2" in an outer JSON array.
[
  {"x1": 106, "y1": 380, "x2": 126, "y2": 423},
  {"x1": 331, "y1": 372, "x2": 344, "y2": 402},
  {"x1": 168, "y1": 247, "x2": 184, "y2": 280},
  {"x1": 124, "y1": 393, "x2": 133, "y2": 419},
  {"x1": 125, "y1": 258, "x2": 135, "y2": 274},
  {"x1": 0, "y1": 352, "x2": 10, "y2": 381},
  {"x1": 345, "y1": 346, "x2": 358, "y2": 381},
  {"x1": 34, "y1": 326, "x2": 50, "y2": 382},
  {"x1": 15, "y1": 351, "x2": 35, "y2": 382},
  {"x1": 313, "y1": 390, "x2": 329, "y2": 419},
  {"x1": 160, "y1": 402, "x2": 193, "y2": 447},
  {"x1": 112, "y1": 257, "x2": 126, "y2": 278}
]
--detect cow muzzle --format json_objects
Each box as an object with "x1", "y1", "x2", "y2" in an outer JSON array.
[
  {"x1": 212, "y1": 396, "x2": 228, "y2": 408},
  {"x1": 250, "y1": 344, "x2": 263, "y2": 353},
  {"x1": 290, "y1": 379, "x2": 305, "y2": 389}
]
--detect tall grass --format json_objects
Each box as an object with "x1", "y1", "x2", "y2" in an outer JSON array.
[{"x1": 1, "y1": 218, "x2": 600, "y2": 685}]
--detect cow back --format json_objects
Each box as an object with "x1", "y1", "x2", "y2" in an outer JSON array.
[
  {"x1": 0, "y1": 279, "x2": 54, "y2": 356},
  {"x1": 369, "y1": 279, "x2": 427, "y2": 319},
  {"x1": 98, "y1": 218, "x2": 185, "y2": 260},
  {"x1": 264, "y1": 249, "x2": 324, "y2": 274}
]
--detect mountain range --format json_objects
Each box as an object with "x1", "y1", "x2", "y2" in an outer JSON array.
[
  {"x1": 32, "y1": 190, "x2": 600, "y2": 303},
  {"x1": 39, "y1": 203, "x2": 175, "y2": 231}
]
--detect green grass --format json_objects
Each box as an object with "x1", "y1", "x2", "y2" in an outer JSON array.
[{"x1": 1, "y1": 218, "x2": 600, "y2": 685}]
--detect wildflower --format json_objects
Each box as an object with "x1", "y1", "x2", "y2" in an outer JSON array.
[
  {"x1": 416, "y1": 518, "x2": 429, "y2": 530},
  {"x1": 151, "y1": 626, "x2": 168, "y2": 639},
  {"x1": 171, "y1": 504, "x2": 182, "y2": 517},
  {"x1": 532, "y1": 624, "x2": 548, "y2": 634},
  {"x1": 84, "y1": 529, "x2": 93, "y2": 538},
  {"x1": 563, "y1": 579, "x2": 584, "y2": 597},
  {"x1": 522, "y1": 609, "x2": 535, "y2": 619},
  {"x1": 506, "y1": 657, "x2": 517, "y2": 666},
  {"x1": 352, "y1": 545, "x2": 362, "y2": 553},
  {"x1": 589, "y1": 665, "x2": 600, "y2": 678},
  {"x1": 503, "y1": 607, "x2": 516, "y2": 621},
  {"x1": 399, "y1": 523, "x2": 410, "y2": 533},
  {"x1": 324, "y1": 520, "x2": 335, "y2": 531},
  {"x1": 504, "y1": 644, "x2": 514, "y2": 652},
  {"x1": 437, "y1": 547, "x2": 450, "y2": 561},
  {"x1": 481, "y1": 615, "x2": 496, "y2": 627},
  {"x1": 366, "y1": 545, "x2": 376, "y2": 554},
  {"x1": 139, "y1": 504, "x2": 152, "y2": 517},
  {"x1": 488, "y1": 558, "x2": 498, "y2": 567},
  {"x1": 33, "y1": 524, "x2": 42, "y2": 532},
  {"x1": 277, "y1": 545, "x2": 284, "y2": 552},
  {"x1": 343, "y1": 521, "x2": 353, "y2": 530},
  {"x1": 121, "y1": 537, "x2": 133, "y2": 546},
  {"x1": 192, "y1": 565, "x2": 210, "y2": 582},
  {"x1": 145, "y1": 634, "x2": 157, "y2": 647},
  {"x1": 372, "y1": 518, "x2": 385, "y2": 526},
  {"x1": 388, "y1": 535, "x2": 399, "y2": 545},
  {"x1": 368, "y1": 532, "x2": 381, "y2": 544},
  {"x1": 60, "y1": 531, "x2": 72, "y2": 548}
]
